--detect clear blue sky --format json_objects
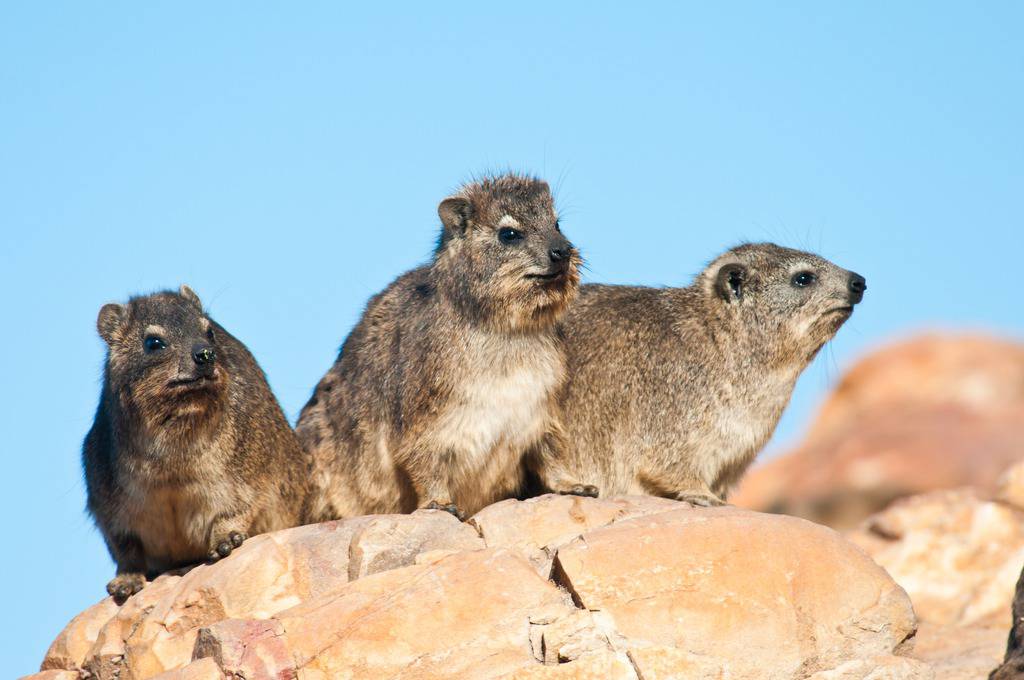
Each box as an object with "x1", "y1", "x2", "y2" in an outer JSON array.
[{"x1": 2, "y1": 3, "x2": 1021, "y2": 674}]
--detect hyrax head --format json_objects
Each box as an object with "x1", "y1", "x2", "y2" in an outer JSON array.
[
  {"x1": 434, "y1": 173, "x2": 581, "y2": 333},
  {"x1": 97, "y1": 285, "x2": 227, "y2": 430},
  {"x1": 702, "y1": 243, "x2": 866, "y2": 364}
]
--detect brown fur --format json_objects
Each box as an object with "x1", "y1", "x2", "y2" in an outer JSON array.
[
  {"x1": 296, "y1": 174, "x2": 581, "y2": 520},
  {"x1": 536, "y1": 243, "x2": 865, "y2": 505},
  {"x1": 83, "y1": 286, "x2": 312, "y2": 602}
]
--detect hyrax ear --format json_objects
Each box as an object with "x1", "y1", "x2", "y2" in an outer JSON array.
[
  {"x1": 179, "y1": 285, "x2": 203, "y2": 310},
  {"x1": 97, "y1": 303, "x2": 126, "y2": 344},
  {"x1": 715, "y1": 264, "x2": 747, "y2": 303},
  {"x1": 438, "y1": 197, "x2": 473, "y2": 237}
]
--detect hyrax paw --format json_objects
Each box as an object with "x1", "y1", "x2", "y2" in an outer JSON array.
[
  {"x1": 425, "y1": 500, "x2": 466, "y2": 521},
  {"x1": 107, "y1": 573, "x2": 146, "y2": 604},
  {"x1": 207, "y1": 531, "x2": 246, "y2": 562},
  {"x1": 558, "y1": 484, "x2": 600, "y2": 498},
  {"x1": 676, "y1": 492, "x2": 725, "y2": 507}
]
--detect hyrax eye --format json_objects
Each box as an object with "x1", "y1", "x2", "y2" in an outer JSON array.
[
  {"x1": 206, "y1": 326, "x2": 215, "y2": 341},
  {"x1": 554, "y1": 220, "x2": 561, "y2": 233},
  {"x1": 144, "y1": 336, "x2": 167, "y2": 352},
  {"x1": 498, "y1": 228, "x2": 524, "y2": 244},
  {"x1": 791, "y1": 271, "x2": 817, "y2": 287}
]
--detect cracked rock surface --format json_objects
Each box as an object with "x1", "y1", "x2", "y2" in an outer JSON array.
[{"x1": 27, "y1": 497, "x2": 923, "y2": 679}]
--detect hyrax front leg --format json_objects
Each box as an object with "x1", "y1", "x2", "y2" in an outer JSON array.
[
  {"x1": 421, "y1": 487, "x2": 465, "y2": 520},
  {"x1": 206, "y1": 510, "x2": 254, "y2": 562},
  {"x1": 106, "y1": 532, "x2": 147, "y2": 604},
  {"x1": 411, "y1": 467, "x2": 465, "y2": 520},
  {"x1": 532, "y1": 430, "x2": 600, "y2": 498}
]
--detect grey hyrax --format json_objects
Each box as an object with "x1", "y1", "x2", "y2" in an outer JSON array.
[
  {"x1": 84, "y1": 286, "x2": 311, "y2": 602},
  {"x1": 297, "y1": 174, "x2": 581, "y2": 520},
  {"x1": 540, "y1": 243, "x2": 866, "y2": 506}
]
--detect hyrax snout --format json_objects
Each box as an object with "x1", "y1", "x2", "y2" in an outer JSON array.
[
  {"x1": 84, "y1": 286, "x2": 312, "y2": 603},
  {"x1": 536, "y1": 242, "x2": 865, "y2": 506},
  {"x1": 296, "y1": 173, "x2": 581, "y2": 521}
]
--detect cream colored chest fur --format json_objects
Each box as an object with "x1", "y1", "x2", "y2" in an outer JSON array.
[
  {"x1": 697, "y1": 368, "x2": 800, "y2": 487},
  {"x1": 430, "y1": 332, "x2": 562, "y2": 467}
]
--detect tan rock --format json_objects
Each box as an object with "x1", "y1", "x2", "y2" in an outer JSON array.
[
  {"x1": 18, "y1": 671, "x2": 81, "y2": 680},
  {"x1": 470, "y1": 494, "x2": 682, "y2": 574},
  {"x1": 734, "y1": 334, "x2": 1024, "y2": 528},
  {"x1": 347, "y1": 510, "x2": 484, "y2": 579},
  {"x1": 806, "y1": 656, "x2": 935, "y2": 679},
  {"x1": 804, "y1": 334, "x2": 1024, "y2": 433},
  {"x1": 503, "y1": 650, "x2": 638, "y2": 679},
  {"x1": 42, "y1": 497, "x2": 930, "y2": 680},
  {"x1": 849, "y1": 488, "x2": 1024, "y2": 628},
  {"x1": 41, "y1": 597, "x2": 119, "y2": 671},
  {"x1": 415, "y1": 548, "x2": 463, "y2": 565},
  {"x1": 253, "y1": 516, "x2": 375, "y2": 599},
  {"x1": 998, "y1": 460, "x2": 1024, "y2": 511},
  {"x1": 83, "y1": 573, "x2": 185, "y2": 680},
  {"x1": 148, "y1": 658, "x2": 224, "y2": 680},
  {"x1": 193, "y1": 619, "x2": 292, "y2": 678},
  {"x1": 626, "y1": 645, "x2": 736, "y2": 679},
  {"x1": 553, "y1": 507, "x2": 917, "y2": 678},
  {"x1": 529, "y1": 609, "x2": 609, "y2": 665},
  {"x1": 909, "y1": 622, "x2": 1005, "y2": 680},
  {"x1": 73, "y1": 513, "x2": 481, "y2": 678},
  {"x1": 273, "y1": 548, "x2": 576, "y2": 679}
]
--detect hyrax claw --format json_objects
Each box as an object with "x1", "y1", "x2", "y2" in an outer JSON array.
[
  {"x1": 558, "y1": 484, "x2": 600, "y2": 498},
  {"x1": 208, "y1": 531, "x2": 246, "y2": 562},
  {"x1": 106, "y1": 573, "x2": 146, "y2": 604},
  {"x1": 425, "y1": 500, "x2": 466, "y2": 521}
]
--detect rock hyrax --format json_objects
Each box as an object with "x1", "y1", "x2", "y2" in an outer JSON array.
[
  {"x1": 296, "y1": 173, "x2": 581, "y2": 520},
  {"x1": 83, "y1": 286, "x2": 311, "y2": 602},
  {"x1": 538, "y1": 243, "x2": 866, "y2": 505}
]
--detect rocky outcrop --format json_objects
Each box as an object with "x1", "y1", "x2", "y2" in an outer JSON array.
[
  {"x1": 842, "y1": 460, "x2": 1024, "y2": 679},
  {"x1": 29, "y1": 496, "x2": 919, "y2": 680},
  {"x1": 735, "y1": 334, "x2": 1024, "y2": 528},
  {"x1": 848, "y1": 489, "x2": 1024, "y2": 630}
]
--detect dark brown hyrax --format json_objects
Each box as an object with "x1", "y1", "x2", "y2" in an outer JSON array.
[
  {"x1": 83, "y1": 286, "x2": 311, "y2": 603},
  {"x1": 296, "y1": 173, "x2": 581, "y2": 521},
  {"x1": 539, "y1": 243, "x2": 866, "y2": 506}
]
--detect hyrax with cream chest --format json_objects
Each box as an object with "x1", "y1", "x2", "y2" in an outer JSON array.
[
  {"x1": 83, "y1": 286, "x2": 311, "y2": 602},
  {"x1": 296, "y1": 174, "x2": 580, "y2": 520},
  {"x1": 540, "y1": 243, "x2": 866, "y2": 505}
]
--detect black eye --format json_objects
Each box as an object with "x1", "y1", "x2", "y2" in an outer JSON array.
[
  {"x1": 791, "y1": 271, "x2": 817, "y2": 287},
  {"x1": 144, "y1": 336, "x2": 167, "y2": 352},
  {"x1": 498, "y1": 228, "x2": 524, "y2": 244},
  {"x1": 206, "y1": 327, "x2": 215, "y2": 341},
  {"x1": 554, "y1": 220, "x2": 561, "y2": 233}
]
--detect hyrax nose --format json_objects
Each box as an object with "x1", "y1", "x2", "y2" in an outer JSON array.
[
  {"x1": 549, "y1": 236, "x2": 573, "y2": 265},
  {"x1": 848, "y1": 273, "x2": 867, "y2": 304},
  {"x1": 192, "y1": 344, "x2": 216, "y2": 366}
]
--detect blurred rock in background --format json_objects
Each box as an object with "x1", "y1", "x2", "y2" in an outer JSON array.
[{"x1": 734, "y1": 333, "x2": 1024, "y2": 528}]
